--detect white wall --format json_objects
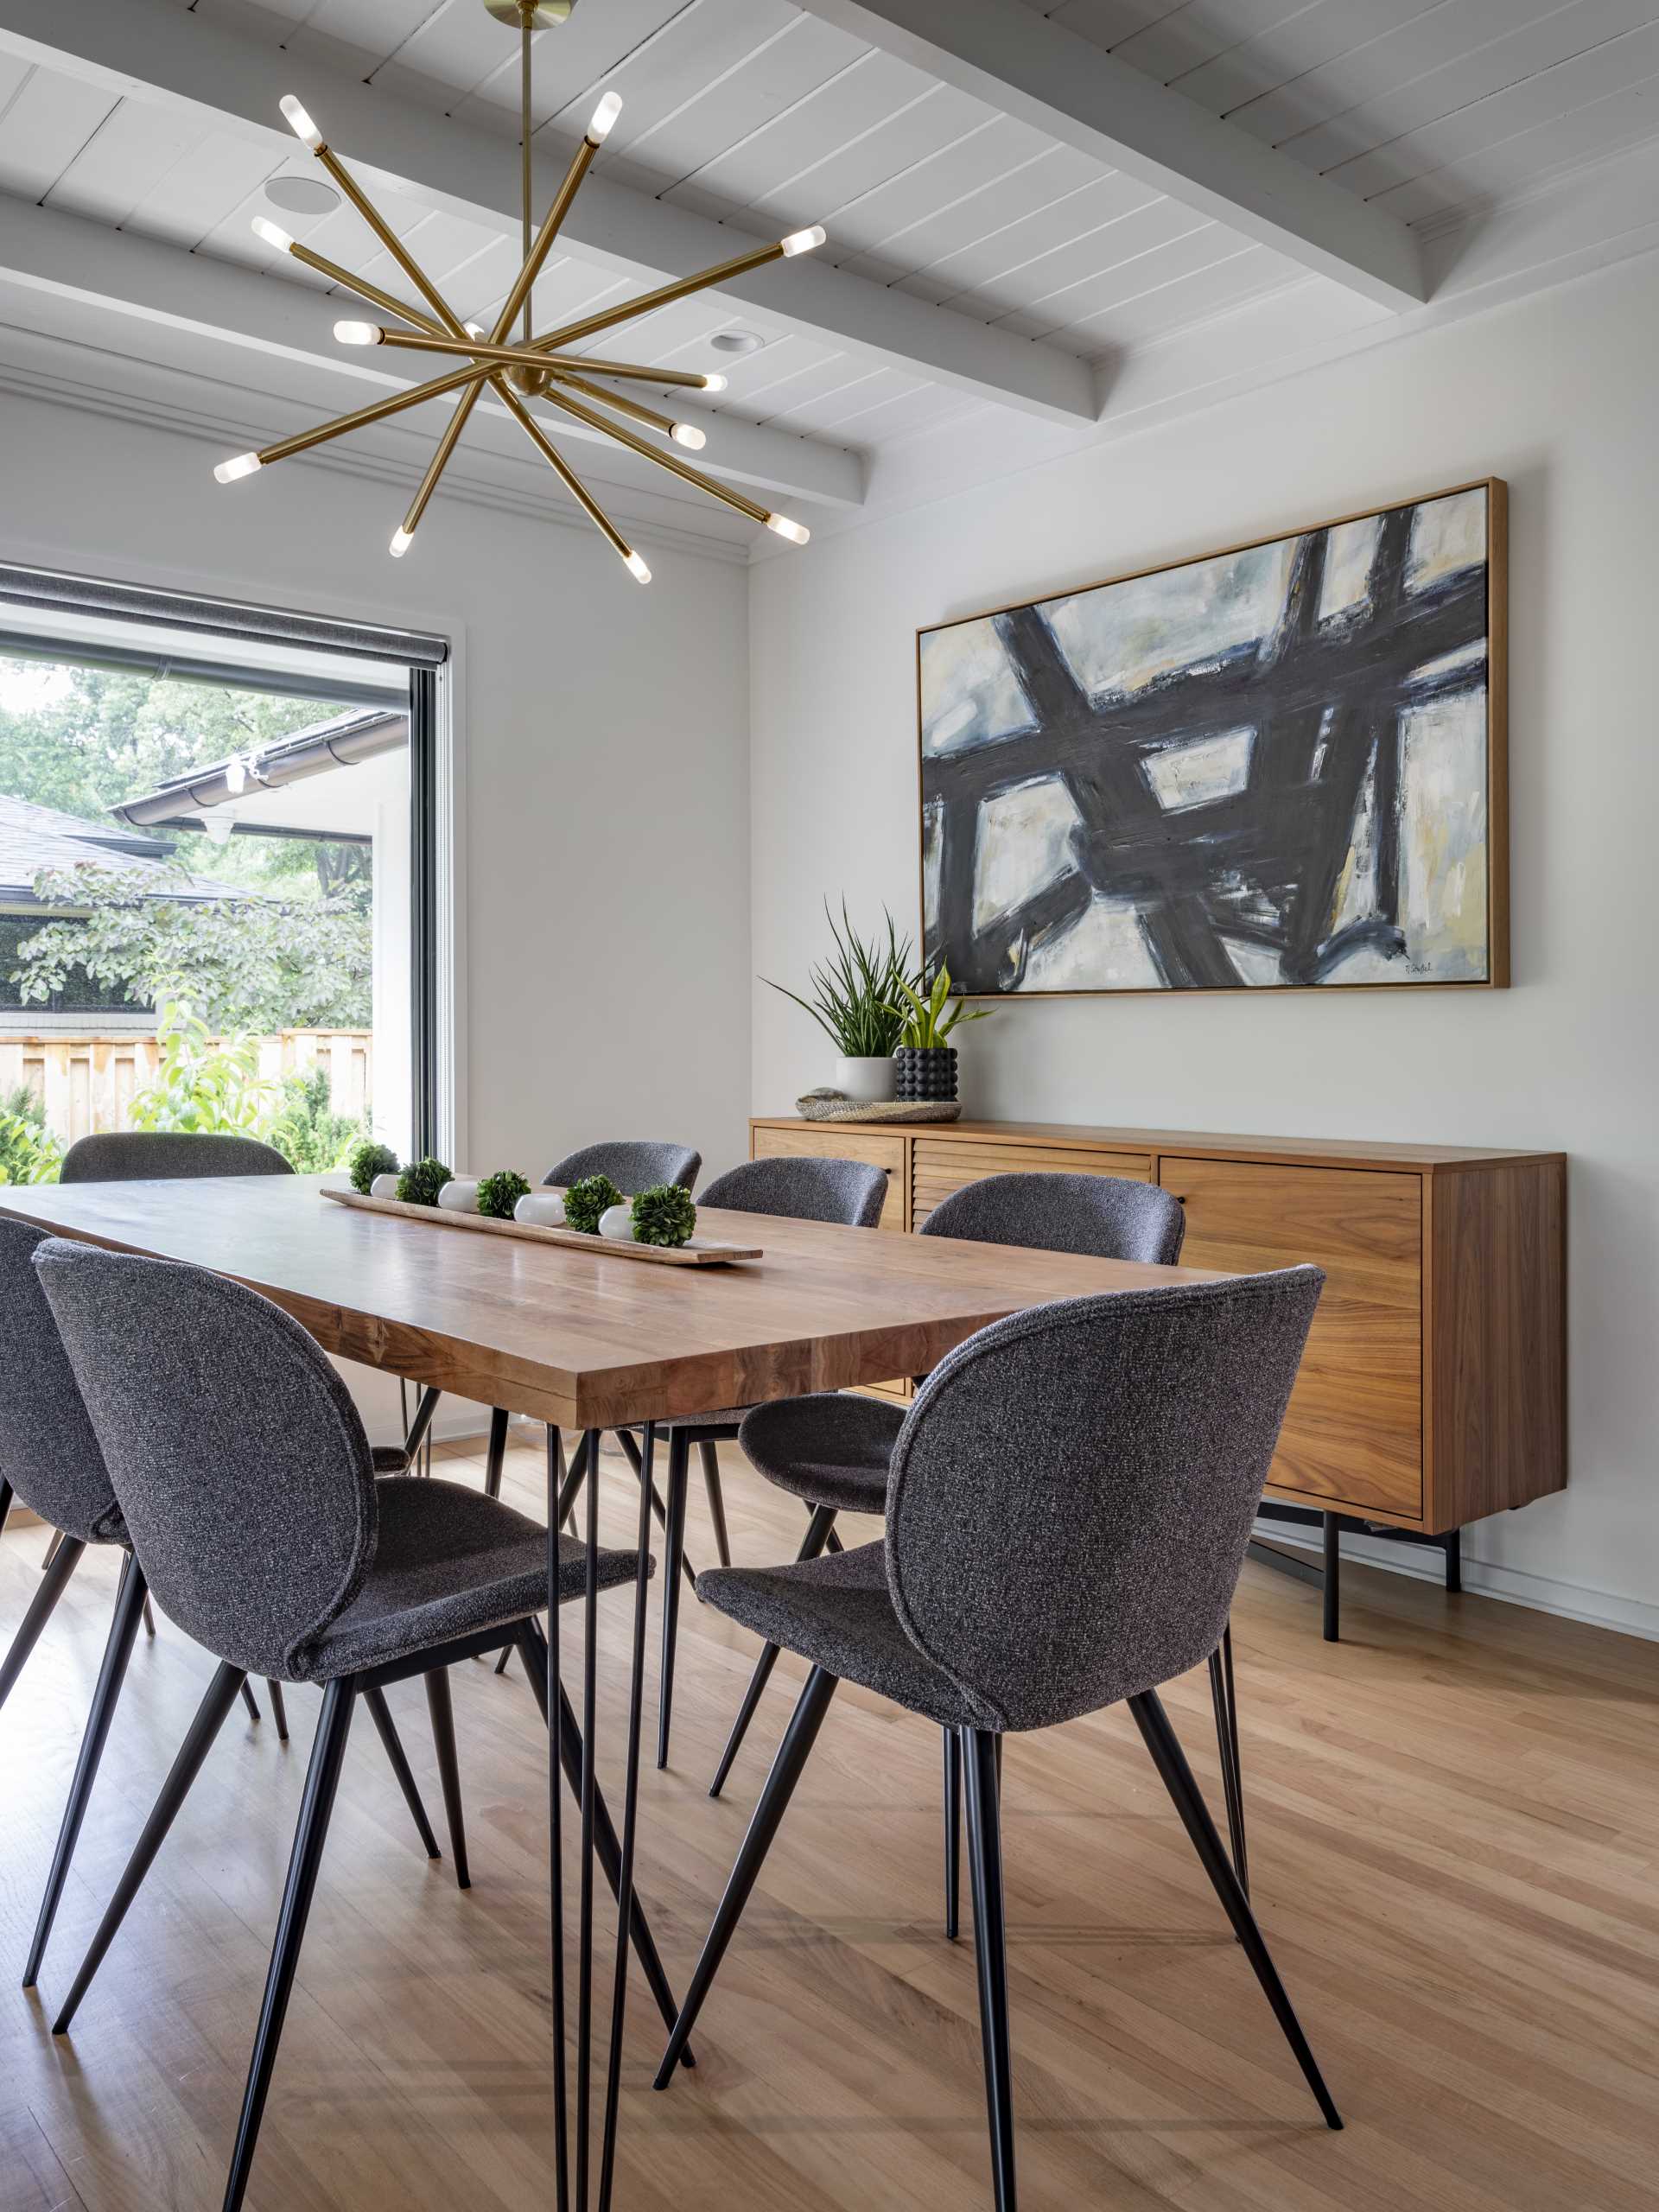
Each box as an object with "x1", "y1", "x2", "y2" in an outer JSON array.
[
  {"x1": 751, "y1": 253, "x2": 1659, "y2": 1637},
  {"x1": 0, "y1": 384, "x2": 751, "y2": 1434}
]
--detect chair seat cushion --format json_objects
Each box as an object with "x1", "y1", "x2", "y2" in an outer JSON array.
[
  {"x1": 696, "y1": 1541, "x2": 995, "y2": 1732},
  {"x1": 302, "y1": 1477, "x2": 646, "y2": 1680},
  {"x1": 653, "y1": 1408, "x2": 753, "y2": 1433},
  {"x1": 737, "y1": 1392, "x2": 902, "y2": 1514}
]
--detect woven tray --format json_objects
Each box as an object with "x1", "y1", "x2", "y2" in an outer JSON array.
[
  {"x1": 320, "y1": 1185, "x2": 761, "y2": 1266},
  {"x1": 795, "y1": 1092, "x2": 962, "y2": 1125}
]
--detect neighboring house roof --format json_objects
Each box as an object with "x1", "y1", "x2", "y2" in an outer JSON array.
[
  {"x1": 0, "y1": 791, "x2": 245, "y2": 910},
  {"x1": 110, "y1": 706, "x2": 409, "y2": 831}
]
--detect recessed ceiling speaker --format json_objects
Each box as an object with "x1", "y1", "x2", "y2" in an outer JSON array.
[{"x1": 264, "y1": 175, "x2": 341, "y2": 215}]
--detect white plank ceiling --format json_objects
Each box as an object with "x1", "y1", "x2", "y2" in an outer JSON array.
[{"x1": 3, "y1": 0, "x2": 1659, "y2": 462}]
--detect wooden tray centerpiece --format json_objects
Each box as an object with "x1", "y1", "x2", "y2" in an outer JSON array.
[{"x1": 321, "y1": 1185, "x2": 762, "y2": 1268}]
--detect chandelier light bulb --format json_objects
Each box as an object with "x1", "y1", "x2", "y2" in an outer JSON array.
[
  {"x1": 766, "y1": 512, "x2": 810, "y2": 545},
  {"x1": 670, "y1": 422, "x2": 706, "y2": 450},
  {"x1": 390, "y1": 527, "x2": 414, "y2": 558},
  {"x1": 279, "y1": 95, "x2": 322, "y2": 150},
  {"x1": 213, "y1": 451, "x2": 263, "y2": 485},
  {"x1": 464, "y1": 321, "x2": 486, "y2": 339},
  {"x1": 251, "y1": 216, "x2": 294, "y2": 254},
  {"x1": 588, "y1": 92, "x2": 622, "y2": 143},
  {"x1": 334, "y1": 320, "x2": 381, "y2": 346},
  {"x1": 779, "y1": 225, "x2": 826, "y2": 257},
  {"x1": 700, "y1": 373, "x2": 728, "y2": 392},
  {"x1": 624, "y1": 550, "x2": 652, "y2": 583}
]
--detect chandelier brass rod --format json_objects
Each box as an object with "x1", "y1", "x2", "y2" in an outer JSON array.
[
  {"x1": 287, "y1": 243, "x2": 452, "y2": 341},
  {"x1": 531, "y1": 378, "x2": 771, "y2": 526},
  {"x1": 399, "y1": 377, "x2": 490, "y2": 541},
  {"x1": 531, "y1": 239, "x2": 786, "y2": 356},
  {"x1": 256, "y1": 359, "x2": 494, "y2": 469},
  {"x1": 372, "y1": 327, "x2": 712, "y2": 388},
  {"x1": 315, "y1": 144, "x2": 474, "y2": 342},
  {"x1": 491, "y1": 126, "x2": 597, "y2": 348},
  {"x1": 493, "y1": 377, "x2": 639, "y2": 568},
  {"x1": 542, "y1": 370, "x2": 678, "y2": 440}
]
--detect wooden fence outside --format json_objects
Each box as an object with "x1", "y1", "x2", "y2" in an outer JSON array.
[{"x1": 0, "y1": 1029, "x2": 373, "y2": 1147}]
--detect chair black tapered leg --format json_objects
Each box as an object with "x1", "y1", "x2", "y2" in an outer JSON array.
[
  {"x1": 654, "y1": 1664, "x2": 841, "y2": 2088},
  {"x1": 142, "y1": 1593, "x2": 156, "y2": 1638},
  {"x1": 944, "y1": 1727, "x2": 962, "y2": 1941},
  {"x1": 697, "y1": 1440, "x2": 732, "y2": 1569},
  {"x1": 23, "y1": 1553, "x2": 149, "y2": 1987},
  {"x1": 41, "y1": 1528, "x2": 64, "y2": 1571},
  {"x1": 0, "y1": 1533, "x2": 85, "y2": 1713},
  {"x1": 240, "y1": 1679, "x2": 263, "y2": 1724},
  {"x1": 963, "y1": 1727, "x2": 1017, "y2": 2212},
  {"x1": 556, "y1": 1429, "x2": 590, "y2": 1531},
  {"x1": 708, "y1": 1505, "x2": 839, "y2": 1799},
  {"x1": 53, "y1": 1661, "x2": 247, "y2": 2034},
  {"x1": 1208, "y1": 1628, "x2": 1248, "y2": 1897},
  {"x1": 656, "y1": 1428, "x2": 691, "y2": 1770},
  {"x1": 223, "y1": 1674, "x2": 358, "y2": 2212},
  {"x1": 1128, "y1": 1687, "x2": 1341, "y2": 2130},
  {"x1": 1322, "y1": 1514, "x2": 1340, "y2": 1643},
  {"x1": 403, "y1": 1385, "x2": 441, "y2": 1462},
  {"x1": 363, "y1": 1685, "x2": 441, "y2": 1860},
  {"x1": 512, "y1": 1618, "x2": 690, "y2": 2057},
  {"x1": 0, "y1": 1475, "x2": 10, "y2": 1535},
  {"x1": 484, "y1": 1406, "x2": 511, "y2": 1500},
  {"x1": 423, "y1": 1668, "x2": 469, "y2": 1890},
  {"x1": 265, "y1": 1681, "x2": 289, "y2": 1743}
]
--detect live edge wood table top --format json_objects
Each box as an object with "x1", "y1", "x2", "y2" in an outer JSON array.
[{"x1": 0, "y1": 1172, "x2": 1220, "y2": 1429}]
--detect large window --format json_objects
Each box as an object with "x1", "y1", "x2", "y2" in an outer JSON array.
[{"x1": 0, "y1": 637, "x2": 429, "y2": 1181}]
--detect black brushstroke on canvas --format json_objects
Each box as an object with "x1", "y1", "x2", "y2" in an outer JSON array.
[{"x1": 924, "y1": 504, "x2": 1488, "y2": 991}]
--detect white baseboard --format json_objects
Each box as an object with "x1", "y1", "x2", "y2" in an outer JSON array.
[{"x1": 1252, "y1": 1521, "x2": 1659, "y2": 1644}]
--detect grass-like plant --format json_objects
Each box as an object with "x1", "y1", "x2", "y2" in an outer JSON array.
[
  {"x1": 396, "y1": 1155, "x2": 451, "y2": 1207},
  {"x1": 763, "y1": 900, "x2": 915, "y2": 1058},
  {"x1": 478, "y1": 1168, "x2": 531, "y2": 1220},
  {"x1": 563, "y1": 1172, "x2": 621, "y2": 1235},
  {"x1": 888, "y1": 962, "x2": 992, "y2": 1049},
  {"x1": 348, "y1": 1138, "x2": 399, "y2": 1194},
  {"x1": 632, "y1": 1183, "x2": 696, "y2": 1249}
]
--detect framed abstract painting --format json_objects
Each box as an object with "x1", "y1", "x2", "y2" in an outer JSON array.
[{"x1": 918, "y1": 478, "x2": 1508, "y2": 995}]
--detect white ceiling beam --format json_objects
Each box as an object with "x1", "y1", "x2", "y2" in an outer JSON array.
[
  {"x1": 0, "y1": 196, "x2": 865, "y2": 511},
  {"x1": 792, "y1": 0, "x2": 1427, "y2": 313},
  {"x1": 0, "y1": 0, "x2": 1099, "y2": 427}
]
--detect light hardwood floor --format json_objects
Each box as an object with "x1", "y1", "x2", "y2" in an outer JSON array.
[{"x1": 3, "y1": 1433, "x2": 1656, "y2": 2212}]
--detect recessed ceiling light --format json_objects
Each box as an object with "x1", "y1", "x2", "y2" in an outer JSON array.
[
  {"x1": 710, "y1": 329, "x2": 766, "y2": 355},
  {"x1": 265, "y1": 175, "x2": 341, "y2": 215}
]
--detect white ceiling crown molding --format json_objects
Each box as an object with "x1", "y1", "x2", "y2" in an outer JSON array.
[
  {"x1": 791, "y1": 0, "x2": 1427, "y2": 315},
  {"x1": 0, "y1": 0, "x2": 1099, "y2": 429}
]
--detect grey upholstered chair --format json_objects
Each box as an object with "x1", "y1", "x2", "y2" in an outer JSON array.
[
  {"x1": 60, "y1": 1130, "x2": 296, "y2": 1182},
  {"x1": 33, "y1": 1237, "x2": 688, "y2": 2212},
  {"x1": 0, "y1": 1216, "x2": 443, "y2": 1994},
  {"x1": 709, "y1": 1171, "x2": 1254, "y2": 1919},
  {"x1": 654, "y1": 1270, "x2": 1338, "y2": 2209},
  {"x1": 553, "y1": 1152, "x2": 890, "y2": 1768}
]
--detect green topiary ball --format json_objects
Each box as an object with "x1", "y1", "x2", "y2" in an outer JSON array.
[
  {"x1": 632, "y1": 1183, "x2": 696, "y2": 1249},
  {"x1": 563, "y1": 1173, "x2": 621, "y2": 1235},
  {"x1": 396, "y1": 1155, "x2": 451, "y2": 1207},
  {"x1": 348, "y1": 1138, "x2": 399, "y2": 1195},
  {"x1": 478, "y1": 1168, "x2": 531, "y2": 1220}
]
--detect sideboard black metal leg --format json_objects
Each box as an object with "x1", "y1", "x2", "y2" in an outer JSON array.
[
  {"x1": 1322, "y1": 1515, "x2": 1340, "y2": 1643},
  {"x1": 1445, "y1": 1527, "x2": 1462, "y2": 1593}
]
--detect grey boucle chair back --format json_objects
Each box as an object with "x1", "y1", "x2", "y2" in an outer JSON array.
[
  {"x1": 546, "y1": 1141, "x2": 701, "y2": 1194},
  {"x1": 923, "y1": 1171, "x2": 1185, "y2": 1266},
  {"x1": 886, "y1": 1268, "x2": 1324, "y2": 1733},
  {"x1": 34, "y1": 1240, "x2": 378, "y2": 1682},
  {"x1": 0, "y1": 1217, "x2": 122, "y2": 1544},
  {"x1": 700, "y1": 1154, "x2": 887, "y2": 1229},
  {"x1": 60, "y1": 1132, "x2": 294, "y2": 1184}
]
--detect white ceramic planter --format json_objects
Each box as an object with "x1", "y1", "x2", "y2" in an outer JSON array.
[
  {"x1": 598, "y1": 1204, "x2": 637, "y2": 1241},
  {"x1": 834, "y1": 1054, "x2": 898, "y2": 1103},
  {"x1": 370, "y1": 1173, "x2": 401, "y2": 1199},
  {"x1": 514, "y1": 1189, "x2": 566, "y2": 1227},
  {"x1": 437, "y1": 1179, "x2": 480, "y2": 1214}
]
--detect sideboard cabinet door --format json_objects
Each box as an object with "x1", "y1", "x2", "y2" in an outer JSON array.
[{"x1": 1160, "y1": 1157, "x2": 1424, "y2": 1522}]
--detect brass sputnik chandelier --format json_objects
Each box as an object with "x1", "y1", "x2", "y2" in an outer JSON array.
[{"x1": 214, "y1": 0, "x2": 823, "y2": 582}]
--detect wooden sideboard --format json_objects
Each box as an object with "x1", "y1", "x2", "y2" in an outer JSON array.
[{"x1": 749, "y1": 1116, "x2": 1567, "y2": 1541}]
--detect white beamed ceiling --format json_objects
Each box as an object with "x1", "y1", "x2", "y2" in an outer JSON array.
[{"x1": 3, "y1": 0, "x2": 1659, "y2": 540}]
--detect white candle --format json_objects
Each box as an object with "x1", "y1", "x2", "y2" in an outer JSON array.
[
  {"x1": 370, "y1": 1173, "x2": 401, "y2": 1199},
  {"x1": 437, "y1": 1179, "x2": 480, "y2": 1213},
  {"x1": 599, "y1": 1204, "x2": 637, "y2": 1241},
  {"x1": 514, "y1": 1190, "x2": 567, "y2": 1227}
]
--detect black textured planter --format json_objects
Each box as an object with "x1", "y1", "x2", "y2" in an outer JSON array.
[{"x1": 894, "y1": 1046, "x2": 957, "y2": 1103}]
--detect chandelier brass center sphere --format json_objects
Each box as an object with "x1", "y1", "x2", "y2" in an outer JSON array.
[{"x1": 213, "y1": 0, "x2": 823, "y2": 583}]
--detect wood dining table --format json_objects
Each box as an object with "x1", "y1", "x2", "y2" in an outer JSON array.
[{"x1": 0, "y1": 1169, "x2": 1221, "y2": 2212}]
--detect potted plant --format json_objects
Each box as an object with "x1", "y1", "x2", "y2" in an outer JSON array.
[
  {"x1": 763, "y1": 901, "x2": 912, "y2": 1103},
  {"x1": 888, "y1": 963, "x2": 989, "y2": 1103}
]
